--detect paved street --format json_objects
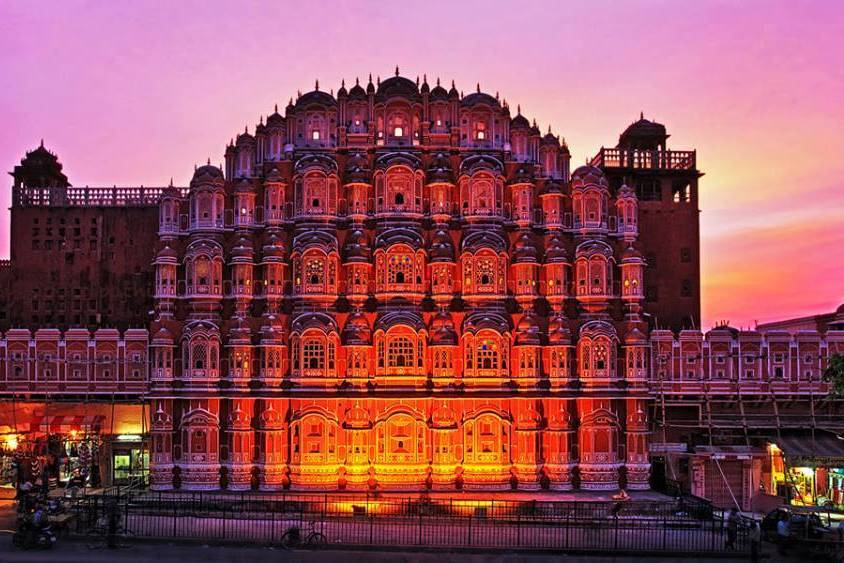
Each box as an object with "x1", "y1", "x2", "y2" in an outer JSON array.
[{"x1": 0, "y1": 540, "x2": 774, "y2": 563}]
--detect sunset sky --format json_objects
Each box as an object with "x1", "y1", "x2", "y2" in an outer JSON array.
[{"x1": 0, "y1": 1, "x2": 842, "y2": 329}]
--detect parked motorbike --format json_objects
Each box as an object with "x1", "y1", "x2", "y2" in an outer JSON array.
[{"x1": 12, "y1": 518, "x2": 57, "y2": 550}]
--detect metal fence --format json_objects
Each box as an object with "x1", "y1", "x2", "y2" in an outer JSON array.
[{"x1": 69, "y1": 491, "x2": 748, "y2": 554}]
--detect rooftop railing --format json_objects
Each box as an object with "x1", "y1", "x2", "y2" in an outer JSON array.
[
  {"x1": 590, "y1": 147, "x2": 696, "y2": 171},
  {"x1": 13, "y1": 186, "x2": 189, "y2": 208}
]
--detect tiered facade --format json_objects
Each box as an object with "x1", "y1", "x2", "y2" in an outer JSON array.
[{"x1": 148, "y1": 72, "x2": 651, "y2": 491}]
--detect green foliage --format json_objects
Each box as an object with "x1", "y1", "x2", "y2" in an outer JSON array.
[{"x1": 823, "y1": 353, "x2": 844, "y2": 396}]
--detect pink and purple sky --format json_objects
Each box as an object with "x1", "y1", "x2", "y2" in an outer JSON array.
[{"x1": 0, "y1": 1, "x2": 842, "y2": 329}]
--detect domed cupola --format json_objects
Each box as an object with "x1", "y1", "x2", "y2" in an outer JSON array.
[
  {"x1": 420, "y1": 75, "x2": 430, "y2": 95},
  {"x1": 511, "y1": 108, "x2": 530, "y2": 130},
  {"x1": 348, "y1": 77, "x2": 367, "y2": 101},
  {"x1": 448, "y1": 80, "x2": 459, "y2": 100},
  {"x1": 228, "y1": 403, "x2": 251, "y2": 431},
  {"x1": 341, "y1": 310, "x2": 371, "y2": 345},
  {"x1": 539, "y1": 179, "x2": 563, "y2": 197},
  {"x1": 230, "y1": 236, "x2": 254, "y2": 264},
  {"x1": 429, "y1": 229, "x2": 454, "y2": 263},
  {"x1": 512, "y1": 232, "x2": 538, "y2": 263},
  {"x1": 426, "y1": 151, "x2": 453, "y2": 184},
  {"x1": 259, "y1": 322, "x2": 285, "y2": 346},
  {"x1": 343, "y1": 229, "x2": 371, "y2": 263},
  {"x1": 152, "y1": 326, "x2": 174, "y2": 346},
  {"x1": 429, "y1": 310, "x2": 457, "y2": 346},
  {"x1": 430, "y1": 402, "x2": 458, "y2": 429},
  {"x1": 295, "y1": 85, "x2": 337, "y2": 109},
  {"x1": 190, "y1": 163, "x2": 224, "y2": 189},
  {"x1": 337, "y1": 79, "x2": 348, "y2": 98},
  {"x1": 570, "y1": 164, "x2": 609, "y2": 191},
  {"x1": 343, "y1": 403, "x2": 371, "y2": 430},
  {"x1": 508, "y1": 165, "x2": 534, "y2": 186},
  {"x1": 515, "y1": 309, "x2": 542, "y2": 346},
  {"x1": 516, "y1": 405, "x2": 543, "y2": 431},
  {"x1": 461, "y1": 84, "x2": 500, "y2": 108},
  {"x1": 429, "y1": 78, "x2": 449, "y2": 102},
  {"x1": 547, "y1": 313, "x2": 572, "y2": 345},
  {"x1": 544, "y1": 234, "x2": 568, "y2": 263},
  {"x1": 541, "y1": 129, "x2": 560, "y2": 146},
  {"x1": 375, "y1": 68, "x2": 421, "y2": 103},
  {"x1": 155, "y1": 244, "x2": 178, "y2": 264},
  {"x1": 228, "y1": 321, "x2": 252, "y2": 346},
  {"x1": 261, "y1": 232, "x2": 286, "y2": 262},
  {"x1": 344, "y1": 151, "x2": 370, "y2": 184},
  {"x1": 266, "y1": 106, "x2": 285, "y2": 128}
]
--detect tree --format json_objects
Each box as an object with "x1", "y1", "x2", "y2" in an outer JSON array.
[{"x1": 823, "y1": 353, "x2": 844, "y2": 396}]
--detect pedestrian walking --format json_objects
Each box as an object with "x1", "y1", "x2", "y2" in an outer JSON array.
[
  {"x1": 776, "y1": 514, "x2": 790, "y2": 555},
  {"x1": 749, "y1": 520, "x2": 761, "y2": 562},
  {"x1": 725, "y1": 507, "x2": 739, "y2": 550}
]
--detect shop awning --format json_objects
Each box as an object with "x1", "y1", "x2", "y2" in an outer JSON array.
[
  {"x1": 28, "y1": 415, "x2": 105, "y2": 434},
  {"x1": 773, "y1": 430, "x2": 844, "y2": 466}
]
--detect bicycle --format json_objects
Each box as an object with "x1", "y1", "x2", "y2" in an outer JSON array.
[{"x1": 280, "y1": 520, "x2": 327, "y2": 549}]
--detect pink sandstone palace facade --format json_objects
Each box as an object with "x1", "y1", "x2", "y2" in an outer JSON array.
[{"x1": 2, "y1": 70, "x2": 843, "y2": 506}]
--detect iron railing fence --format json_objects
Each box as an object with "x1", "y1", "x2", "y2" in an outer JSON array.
[{"x1": 68, "y1": 491, "x2": 746, "y2": 554}]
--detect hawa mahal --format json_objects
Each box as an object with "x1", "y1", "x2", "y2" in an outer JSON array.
[{"x1": 7, "y1": 69, "x2": 840, "y2": 504}]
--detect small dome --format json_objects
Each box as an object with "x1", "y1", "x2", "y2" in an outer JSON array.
[
  {"x1": 431, "y1": 403, "x2": 458, "y2": 428},
  {"x1": 430, "y1": 310, "x2": 457, "y2": 346},
  {"x1": 230, "y1": 237, "x2": 254, "y2": 261},
  {"x1": 511, "y1": 112, "x2": 530, "y2": 130},
  {"x1": 448, "y1": 81, "x2": 459, "y2": 99},
  {"x1": 341, "y1": 310, "x2": 371, "y2": 345},
  {"x1": 228, "y1": 404, "x2": 251, "y2": 430},
  {"x1": 544, "y1": 235, "x2": 569, "y2": 263},
  {"x1": 617, "y1": 183, "x2": 636, "y2": 199},
  {"x1": 538, "y1": 179, "x2": 563, "y2": 196},
  {"x1": 343, "y1": 229, "x2": 371, "y2": 262},
  {"x1": 235, "y1": 130, "x2": 254, "y2": 146},
  {"x1": 622, "y1": 245, "x2": 644, "y2": 262},
  {"x1": 344, "y1": 151, "x2": 371, "y2": 184},
  {"x1": 156, "y1": 245, "x2": 178, "y2": 261},
  {"x1": 260, "y1": 323, "x2": 285, "y2": 344},
  {"x1": 152, "y1": 327, "x2": 174, "y2": 344},
  {"x1": 548, "y1": 314, "x2": 572, "y2": 345},
  {"x1": 508, "y1": 165, "x2": 534, "y2": 186},
  {"x1": 426, "y1": 152, "x2": 453, "y2": 183},
  {"x1": 266, "y1": 109, "x2": 285, "y2": 127},
  {"x1": 625, "y1": 327, "x2": 647, "y2": 344},
  {"x1": 337, "y1": 81, "x2": 348, "y2": 97},
  {"x1": 516, "y1": 310, "x2": 542, "y2": 345},
  {"x1": 516, "y1": 407, "x2": 542, "y2": 430},
  {"x1": 261, "y1": 232, "x2": 286, "y2": 260},
  {"x1": 461, "y1": 85, "x2": 500, "y2": 107},
  {"x1": 570, "y1": 164, "x2": 609, "y2": 190},
  {"x1": 420, "y1": 77, "x2": 430, "y2": 94},
  {"x1": 429, "y1": 229, "x2": 454, "y2": 262},
  {"x1": 512, "y1": 232, "x2": 538, "y2": 263},
  {"x1": 228, "y1": 323, "x2": 251, "y2": 344},
  {"x1": 344, "y1": 404, "x2": 371, "y2": 429},
  {"x1": 296, "y1": 89, "x2": 337, "y2": 108},
  {"x1": 375, "y1": 73, "x2": 420, "y2": 103},
  {"x1": 190, "y1": 164, "x2": 224, "y2": 186},
  {"x1": 547, "y1": 408, "x2": 573, "y2": 430},
  {"x1": 541, "y1": 131, "x2": 560, "y2": 146},
  {"x1": 234, "y1": 177, "x2": 254, "y2": 193},
  {"x1": 348, "y1": 80, "x2": 367, "y2": 100},
  {"x1": 429, "y1": 81, "x2": 448, "y2": 101}
]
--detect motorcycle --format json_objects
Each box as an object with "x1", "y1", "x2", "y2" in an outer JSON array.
[{"x1": 12, "y1": 518, "x2": 57, "y2": 550}]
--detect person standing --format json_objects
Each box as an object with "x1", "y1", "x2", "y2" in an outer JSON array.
[
  {"x1": 725, "y1": 508, "x2": 739, "y2": 550},
  {"x1": 777, "y1": 514, "x2": 790, "y2": 555},
  {"x1": 749, "y1": 520, "x2": 762, "y2": 562}
]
